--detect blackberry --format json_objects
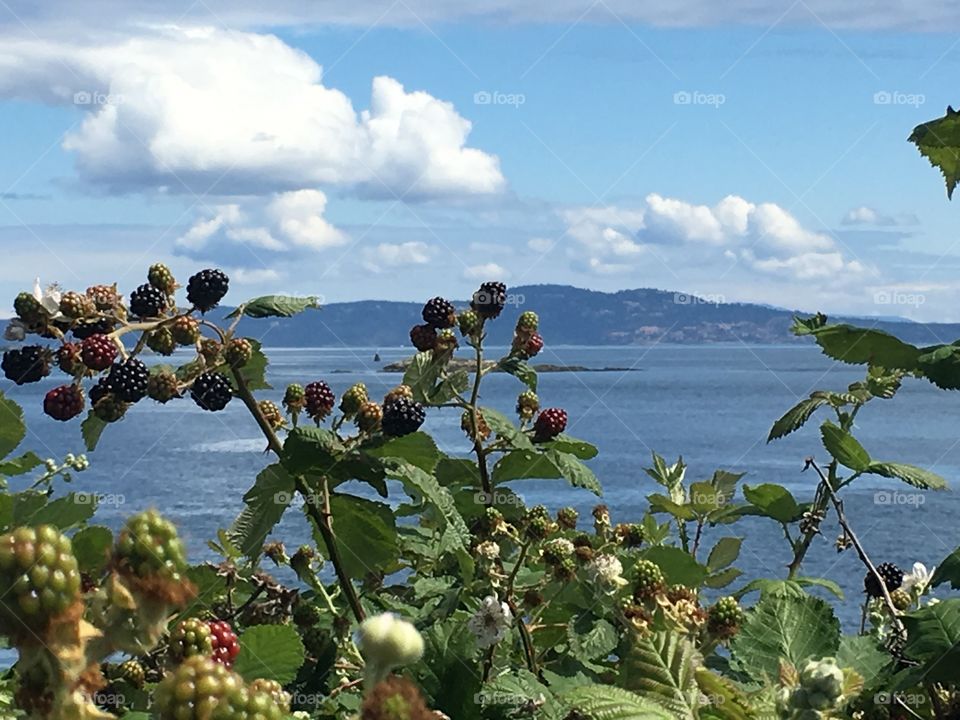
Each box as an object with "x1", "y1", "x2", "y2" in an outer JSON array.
[
  {"x1": 115, "y1": 509, "x2": 188, "y2": 582},
  {"x1": 117, "y1": 659, "x2": 146, "y2": 689},
  {"x1": 553, "y1": 555, "x2": 577, "y2": 581},
  {"x1": 56, "y1": 342, "x2": 83, "y2": 375},
  {"x1": 666, "y1": 585, "x2": 698, "y2": 604},
  {"x1": 865, "y1": 562, "x2": 904, "y2": 598},
  {"x1": 633, "y1": 559, "x2": 665, "y2": 600},
  {"x1": 2, "y1": 345, "x2": 50, "y2": 384},
  {"x1": 128, "y1": 283, "x2": 167, "y2": 319},
  {"x1": 524, "y1": 515, "x2": 551, "y2": 541},
  {"x1": 409, "y1": 323, "x2": 437, "y2": 352},
  {"x1": 148, "y1": 371, "x2": 181, "y2": 403},
  {"x1": 293, "y1": 602, "x2": 321, "y2": 627},
  {"x1": 471, "y1": 281, "x2": 507, "y2": 319},
  {"x1": 148, "y1": 263, "x2": 177, "y2": 294},
  {"x1": 89, "y1": 376, "x2": 114, "y2": 406},
  {"x1": 171, "y1": 316, "x2": 201, "y2": 345},
  {"x1": 199, "y1": 338, "x2": 223, "y2": 365},
  {"x1": 383, "y1": 384, "x2": 413, "y2": 406},
  {"x1": 575, "y1": 546, "x2": 595, "y2": 563},
  {"x1": 523, "y1": 589, "x2": 545, "y2": 608},
  {"x1": 339, "y1": 383, "x2": 368, "y2": 418},
  {"x1": 86, "y1": 284, "x2": 121, "y2": 311},
  {"x1": 362, "y1": 676, "x2": 430, "y2": 720},
  {"x1": 186, "y1": 268, "x2": 229, "y2": 312},
  {"x1": 248, "y1": 679, "x2": 291, "y2": 713},
  {"x1": 521, "y1": 332, "x2": 544, "y2": 358},
  {"x1": 533, "y1": 407, "x2": 567, "y2": 441},
  {"x1": 458, "y1": 309, "x2": 481, "y2": 336},
  {"x1": 152, "y1": 657, "x2": 248, "y2": 720},
  {"x1": 71, "y1": 317, "x2": 115, "y2": 340},
  {"x1": 283, "y1": 383, "x2": 305, "y2": 414},
  {"x1": 556, "y1": 507, "x2": 578, "y2": 530},
  {"x1": 707, "y1": 596, "x2": 743, "y2": 638},
  {"x1": 356, "y1": 401, "x2": 383, "y2": 433},
  {"x1": 224, "y1": 338, "x2": 253, "y2": 367},
  {"x1": 0, "y1": 525, "x2": 82, "y2": 633},
  {"x1": 381, "y1": 397, "x2": 425, "y2": 437},
  {"x1": 107, "y1": 358, "x2": 150, "y2": 402},
  {"x1": 93, "y1": 393, "x2": 128, "y2": 423},
  {"x1": 421, "y1": 296, "x2": 456, "y2": 329},
  {"x1": 614, "y1": 523, "x2": 645, "y2": 547},
  {"x1": 14, "y1": 292, "x2": 46, "y2": 325},
  {"x1": 434, "y1": 328, "x2": 458, "y2": 355},
  {"x1": 258, "y1": 400, "x2": 284, "y2": 430},
  {"x1": 304, "y1": 381, "x2": 335, "y2": 421},
  {"x1": 207, "y1": 619, "x2": 240, "y2": 666},
  {"x1": 191, "y1": 372, "x2": 233, "y2": 411},
  {"x1": 516, "y1": 311, "x2": 539, "y2": 332},
  {"x1": 146, "y1": 327, "x2": 176, "y2": 356},
  {"x1": 461, "y1": 409, "x2": 491, "y2": 443},
  {"x1": 301, "y1": 626, "x2": 330, "y2": 657},
  {"x1": 43, "y1": 384, "x2": 84, "y2": 421},
  {"x1": 80, "y1": 333, "x2": 118, "y2": 371},
  {"x1": 58, "y1": 290, "x2": 95, "y2": 319},
  {"x1": 516, "y1": 390, "x2": 539, "y2": 420},
  {"x1": 169, "y1": 617, "x2": 214, "y2": 662}
]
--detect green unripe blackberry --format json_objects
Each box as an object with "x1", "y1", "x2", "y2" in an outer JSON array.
[
  {"x1": 890, "y1": 588, "x2": 912, "y2": 611},
  {"x1": 357, "y1": 401, "x2": 383, "y2": 433},
  {"x1": 283, "y1": 383, "x2": 305, "y2": 414},
  {"x1": 117, "y1": 659, "x2": 146, "y2": 688},
  {"x1": 457, "y1": 309, "x2": 481, "y2": 336},
  {"x1": 258, "y1": 400, "x2": 285, "y2": 430},
  {"x1": 171, "y1": 316, "x2": 201, "y2": 345},
  {"x1": 0, "y1": 525, "x2": 81, "y2": 632},
  {"x1": 707, "y1": 596, "x2": 743, "y2": 637},
  {"x1": 93, "y1": 393, "x2": 129, "y2": 423},
  {"x1": 301, "y1": 625, "x2": 330, "y2": 657},
  {"x1": 115, "y1": 509, "x2": 188, "y2": 582},
  {"x1": 146, "y1": 326, "x2": 176, "y2": 356},
  {"x1": 248, "y1": 679, "x2": 292, "y2": 713},
  {"x1": 58, "y1": 290, "x2": 95, "y2": 319},
  {"x1": 224, "y1": 338, "x2": 253, "y2": 367},
  {"x1": 434, "y1": 328, "x2": 458, "y2": 355},
  {"x1": 152, "y1": 656, "x2": 248, "y2": 720},
  {"x1": 148, "y1": 263, "x2": 177, "y2": 294},
  {"x1": 14, "y1": 292, "x2": 46, "y2": 325},
  {"x1": 633, "y1": 559, "x2": 665, "y2": 600},
  {"x1": 516, "y1": 390, "x2": 539, "y2": 420},
  {"x1": 665, "y1": 584, "x2": 698, "y2": 604},
  {"x1": 516, "y1": 311, "x2": 539, "y2": 332},
  {"x1": 553, "y1": 555, "x2": 577, "y2": 581},
  {"x1": 169, "y1": 618, "x2": 214, "y2": 662},
  {"x1": 525, "y1": 515, "x2": 551, "y2": 541},
  {"x1": 147, "y1": 371, "x2": 181, "y2": 403},
  {"x1": 293, "y1": 602, "x2": 322, "y2": 627},
  {"x1": 556, "y1": 507, "x2": 578, "y2": 530},
  {"x1": 339, "y1": 383, "x2": 368, "y2": 417}
]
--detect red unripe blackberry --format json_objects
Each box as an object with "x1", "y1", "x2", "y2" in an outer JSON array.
[
  {"x1": 409, "y1": 323, "x2": 437, "y2": 352},
  {"x1": 191, "y1": 372, "x2": 233, "y2": 411},
  {"x1": 148, "y1": 263, "x2": 177, "y2": 294},
  {"x1": 80, "y1": 333, "x2": 118, "y2": 371},
  {"x1": 71, "y1": 317, "x2": 115, "y2": 340},
  {"x1": 421, "y1": 296, "x2": 456, "y2": 329},
  {"x1": 107, "y1": 358, "x2": 150, "y2": 402},
  {"x1": 2, "y1": 345, "x2": 51, "y2": 384},
  {"x1": 224, "y1": 338, "x2": 253, "y2": 367},
  {"x1": 43, "y1": 384, "x2": 84, "y2": 421},
  {"x1": 522, "y1": 332, "x2": 544, "y2": 358},
  {"x1": 471, "y1": 281, "x2": 507, "y2": 319},
  {"x1": 865, "y1": 562, "x2": 904, "y2": 598},
  {"x1": 383, "y1": 384, "x2": 413, "y2": 406},
  {"x1": 58, "y1": 290, "x2": 95, "y2": 319},
  {"x1": 186, "y1": 268, "x2": 229, "y2": 312},
  {"x1": 146, "y1": 326, "x2": 176, "y2": 356},
  {"x1": 128, "y1": 283, "x2": 167, "y2": 319},
  {"x1": 304, "y1": 381, "x2": 335, "y2": 421},
  {"x1": 258, "y1": 400, "x2": 284, "y2": 429},
  {"x1": 357, "y1": 401, "x2": 383, "y2": 433},
  {"x1": 533, "y1": 407, "x2": 567, "y2": 441},
  {"x1": 169, "y1": 617, "x2": 214, "y2": 662},
  {"x1": 85, "y1": 284, "x2": 121, "y2": 311},
  {"x1": 171, "y1": 315, "x2": 201, "y2": 345},
  {"x1": 339, "y1": 383, "x2": 368, "y2": 417},
  {"x1": 56, "y1": 342, "x2": 83, "y2": 375},
  {"x1": 115, "y1": 509, "x2": 188, "y2": 582},
  {"x1": 207, "y1": 620, "x2": 241, "y2": 666},
  {"x1": 381, "y1": 397, "x2": 425, "y2": 437}
]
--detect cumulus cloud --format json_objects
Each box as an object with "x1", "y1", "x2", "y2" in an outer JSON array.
[
  {"x1": 362, "y1": 242, "x2": 433, "y2": 273},
  {"x1": 842, "y1": 205, "x2": 919, "y2": 227},
  {"x1": 464, "y1": 263, "x2": 510, "y2": 280},
  {"x1": 0, "y1": 27, "x2": 504, "y2": 200}
]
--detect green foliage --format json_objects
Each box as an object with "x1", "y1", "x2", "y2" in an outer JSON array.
[
  {"x1": 909, "y1": 105, "x2": 960, "y2": 198},
  {"x1": 232, "y1": 624, "x2": 306, "y2": 684},
  {"x1": 227, "y1": 294, "x2": 321, "y2": 318}
]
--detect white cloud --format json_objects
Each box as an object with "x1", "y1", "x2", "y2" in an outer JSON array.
[
  {"x1": 268, "y1": 190, "x2": 347, "y2": 250},
  {"x1": 2, "y1": 27, "x2": 504, "y2": 200},
  {"x1": 362, "y1": 241, "x2": 433, "y2": 273},
  {"x1": 226, "y1": 267, "x2": 282, "y2": 284},
  {"x1": 463, "y1": 262, "x2": 510, "y2": 280},
  {"x1": 842, "y1": 205, "x2": 919, "y2": 227},
  {"x1": 528, "y1": 237, "x2": 556, "y2": 253}
]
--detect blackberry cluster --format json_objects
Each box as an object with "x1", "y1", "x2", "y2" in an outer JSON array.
[
  {"x1": 357, "y1": 401, "x2": 383, "y2": 433},
  {"x1": 148, "y1": 263, "x2": 177, "y2": 294},
  {"x1": 381, "y1": 397, "x2": 425, "y2": 437},
  {"x1": 80, "y1": 333, "x2": 117, "y2": 371},
  {"x1": 421, "y1": 296, "x2": 456, "y2": 329},
  {"x1": 707, "y1": 596, "x2": 743, "y2": 638},
  {"x1": 148, "y1": 371, "x2": 181, "y2": 403},
  {"x1": 471, "y1": 281, "x2": 507, "y2": 319},
  {"x1": 146, "y1": 327, "x2": 176, "y2": 356},
  {"x1": 169, "y1": 617, "x2": 214, "y2": 662},
  {"x1": 191, "y1": 372, "x2": 234, "y2": 411},
  {"x1": 154, "y1": 656, "x2": 285, "y2": 720},
  {"x1": 457, "y1": 309, "x2": 481, "y2": 337},
  {"x1": 186, "y1": 268, "x2": 230, "y2": 312},
  {"x1": 115, "y1": 509, "x2": 188, "y2": 582},
  {"x1": 58, "y1": 291, "x2": 95, "y2": 319},
  {"x1": 171, "y1": 316, "x2": 201, "y2": 345},
  {"x1": 533, "y1": 407, "x2": 567, "y2": 441},
  {"x1": 107, "y1": 358, "x2": 150, "y2": 402},
  {"x1": 633, "y1": 559, "x2": 666, "y2": 600},
  {"x1": 0, "y1": 525, "x2": 82, "y2": 632},
  {"x1": 339, "y1": 383, "x2": 368, "y2": 418},
  {"x1": 208, "y1": 619, "x2": 241, "y2": 666},
  {"x1": 409, "y1": 324, "x2": 437, "y2": 352},
  {"x1": 71, "y1": 317, "x2": 115, "y2": 340},
  {"x1": 304, "y1": 381, "x2": 335, "y2": 421},
  {"x1": 225, "y1": 338, "x2": 253, "y2": 367},
  {"x1": 865, "y1": 562, "x2": 904, "y2": 598},
  {"x1": 129, "y1": 283, "x2": 167, "y2": 319},
  {"x1": 43, "y1": 385, "x2": 84, "y2": 421},
  {"x1": 2, "y1": 346, "x2": 50, "y2": 384},
  {"x1": 57, "y1": 342, "x2": 83, "y2": 375},
  {"x1": 258, "y1": 400, "x2": 284, "y2": 430},
  {"x1": 516, "y1": 390, "x2": 539, "y2": 420}
]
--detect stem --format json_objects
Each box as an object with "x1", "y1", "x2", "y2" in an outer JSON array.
[
  {"x1": 504, "y1": 540, "x2": 539, "y2": 676},
  {"x1": 690, "y1": 518, "x2": 705, "y2": 558},
  {"x1": 229, "y1": 365, "x2": 365, "y2": 623},
  {"x1": 468, "y1": 335, "x2": 494, "y2": 501}
]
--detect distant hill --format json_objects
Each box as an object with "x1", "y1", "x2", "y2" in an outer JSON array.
[{"x1": 215, "y1": 285, "x2": 960, "y2": 347}]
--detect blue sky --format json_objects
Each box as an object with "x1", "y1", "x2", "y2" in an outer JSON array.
[{"x1": 2, "y1": 2, "x2": 960, "y2": 320}]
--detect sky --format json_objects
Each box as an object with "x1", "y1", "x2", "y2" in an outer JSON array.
[{"x1": 2, "y1": 1, "x2": 960, "y2": 320}]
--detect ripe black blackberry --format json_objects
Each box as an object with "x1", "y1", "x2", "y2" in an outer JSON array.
[
  {"x1": 107, "y1": 358, "x2": 150, "y2": 402},
  {"x1": 80, "y1": 333, "x2": 118, "y2": 371},
  {"x1": 186, "y1": 268, "x2": 229, "y2": 312},
  {"x1": 43, "y1": 384, "x2": 84, "y2": 421},
  {"x1": 421, "y1": 296, "x2": 456, "y2": 329},
  {"x1": 304, "y1": 380, "x2": 335, "y2": 421},
  {"x1": 471, "y1": 281, "x2": 507, "y2": 319},
  {"x1": 864, "y1": 562, "x2": 904, "y2": 598},
  {"x1": 128, "y1": 283, "x2": 167, "y2": 319},
  {"x1": 71, "y1": 317, "x2": 115, "y2": 340},
  {"x1": 2, "y1": 345, "x2": 50, "y2": 384},
  {"x1": 533, "y1": 407, "x2": 567, "y2": 441},
  {"x1": 409, "y1": 323, "x2": 437, "y2": 352},
  {"x1": 191, "y1": 371, "x2": 233, "y2": 411},
  {"x1": 381, "y1": 397, "x2": 425, "y2": 437}
]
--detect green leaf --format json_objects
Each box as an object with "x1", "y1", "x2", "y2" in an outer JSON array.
[
  {"x1": 563, "y1": 685, "x2": 675, "y2": 720},
  {"x1": 71, "y1": 526, "x2": 113, "y2": 574},
  {"x1": 233, "y1": 624, "x2": 305, "y2": 684},
  {"x1": 909, "y1": 106, "x2": 960, "y2": 199},
  {"x1": 742, "y1": 484, "x2": 801, "y2": 523},
  {"x1": 901, "y1": 599, "x2": 960, "y2": 681},
  {"x1": 492, "y1": 449, "x2": 560, "y2": 483},
  {"x1": 804, "y1": 324, "x2": 921, "y2": 370},
  {"x1": 402, "y1": 351, "x2": 445, "y2": 403},
  {"x1": 706, "y1": 538, "x2": 741, "y2": 572},
  {"x1": 730, "y1": 592, "x2": 840, "y2": 682},
  {"x1": 568, "y1": 617, "x2": 618, "y2": 663},
  {"x1": 865, "y1": 461, "x2": 947, "y2": 490},
  {"x1": 836, "y1": 635, "x2": 891, "y2": 690},
  {"x1": 768, "y1": 396, "x2": 828, "y2": 442},
  {"x1": 647, "y1": 494, "x2": 696, "y2": 521},
  {"x1": 708, "y1": 470, "x2": 743, "y2": 505},
  {"x1": 497, "y1": 355, "x2": 538, "y2": 391},
  {"x1": 324, "y1": 493, "x2": 399, "y2": 578},
  {"x1": 541, "y1": 434, "x2": 599, "y2": 460},
  {"x1": 0, "y1": 391, "x2": 25, "y2": 459},
  {"x1": 226, "y1": 464, "x2": 295, "y2": 559},
  {"x1": 703, "y1": 568, "x2": 742, "y2": 589},
  {"x1": 481, "y1": 408, "x2": 534, "y2": 450},
  {"x1": 283, "y1": 426, "x2": 344, "y2": 473},
  {"x1": 223, "y1": 339, "x2": 270, "y2": 391},
  {"x1": 643, "y1": 546, "x2": 708, "y2": 588},
  {"x1": 228, "y1": 295, "x2": 321, "y2": 318},
  {"x1": 418, "y1": 613, "x2": 484, "y2": 719},
  {"x1": 820, "y1": 421, "x2": 871, "y2": 471},
  {"x1": 81, "y1": 412, "x2": 108, "y2": 452},
  {"x1": 620, "y1": 631, "x2": 701, "y2": 720},
  {"x1": 546, "y1": 449, "x2": 601, "y2": 495},
  {"x1": 0, "y1": 451, "x2": 43, "y2": 476},
  {"x1": 917, "y1": 344, "x2": 960, "y2": 390},
  {"x1": 364, "y1": 431, "x2": 441, "y2": 473},
  {"x1": 932, "y1": 547, "x2": 960, "y2": 589},
  {"x1": 689, "y1": 482, "x2": 721, "y2": 514},
  {"x1": 31, "y1": 492, "x2": 97, "y2": 529},
  {"x1": 430, "y1": 369, "x2": 470, "y2": 405}
]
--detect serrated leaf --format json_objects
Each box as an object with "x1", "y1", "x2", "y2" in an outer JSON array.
[
  {"x1": 0, "y1": 451, "x2": 42, "y2": 476},
  {"x1": 497, "y1": 355, "x2": 538, "y2": 391},
  {"x1": 481, "y1": 408, "x2": 534, "y2": 450},
  {"x1": 742, "y1": 484, "x2": 801, "y2": 523},
  {"x1": 0, "y1": 391, "x2": 25, "y2": 459},
  {"x1": 402, "y1": 351, "x2": 444, "y2": 403},
  {"x1": 228, "y1": 295, "x2": 321, "y2": 318},
  {"x1": 804, "y1": 324, "x2": 921, "y2": 370},
  {"x1": 81, "y1": 412, "x2": 108, "y2": 451},
  {"x1": 865, "y1": 461, "x2": 947, "y2": 490},
  {"x1": 643, "y1": 546, "x2": 708, "y2": 588},
  {"x1": 31, "y1": 492, "x2": 96, "y2": 529},
  {"x1": 363, "y1": 431, "x2": 441, "y2": 473},
  {"x1": 648, "y1": 494, "x2": 696, "y2": 521},
  {"x1": 541, "y1": 434, "x2": 599, "y2": 459},
  {"x1": 704, "y1": 567, "x2": 742, "y2": 589},
  {"x1": 546, "y1": 449, "x2": 601, "y2": 495},
  {"x1": 694, "y1": 669, "x2": 753, "y2": 720},
  {"x1": 493, "y1": 450, "x2": 561, "y2": 482},
  {"x1": 767, "y1": 397, "x2": 827, "y2": 442},
  {"x1": 323, "y1": 493, "x2": 399, "y2": 578},
  {"x1": 563, "y1": 684, "x2": 676, "y2": 720},
  {"x1": 568, "y1": 617, "x2": 618, "y2": 662},
  {"x1": 901, "y1": 599, "x2": 960, "y2": 681},
  {"x1": 820, "y1": 421, "x2": 870, "y2": 471},
  {"x1": 707, "y1": 537, "x2": 741, "y2": 571},
  {"x1": 932, "y1": 546, "x2": 960, "y2": 589},
  {"x1": 226, "y1": 464, "x2": 295, "y2": 559},
  {"x1": 909, "y1": 106, "x2": 960, "y2": 199},
  {"x1": 233, "y1": 624, "x2": 305, "y2": 684},
  {"x1": 71, "y1": 525, "x2": 112, "y2": 574},
  {"x1": 836, "y1": 635, "x2": 891, "y2": 689},
  {"x1": 620, "y1": 631, "x2": 701, "y2": 720}
]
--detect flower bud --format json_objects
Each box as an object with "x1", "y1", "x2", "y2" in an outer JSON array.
[{"x1": 358, "y1": 613, "x2": 424, "y2": 672}]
